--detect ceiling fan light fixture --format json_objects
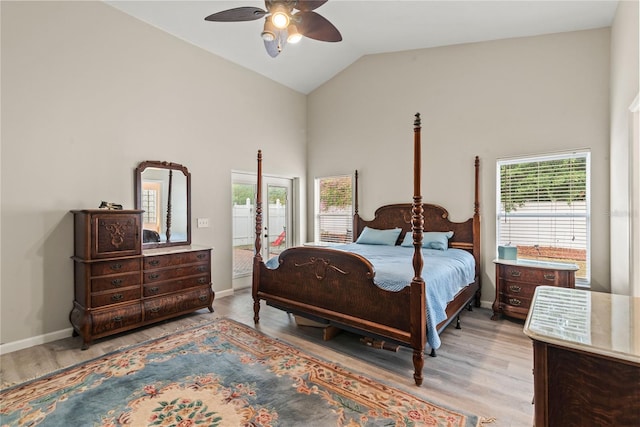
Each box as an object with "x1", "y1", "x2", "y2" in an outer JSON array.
[
  {"x1": 287, "y1": 24, "x2": 302, "y2": 43},
  {"x1": 270, "y1": 5, "x2": 290, "y2": 29},
  {"x1": 261, "y1": 17, "x2": 276, "y2": 41}
]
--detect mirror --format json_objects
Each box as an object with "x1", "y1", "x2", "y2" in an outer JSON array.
[{"x1": 135, "y1": 161, "x2": 191, "y2": 248}]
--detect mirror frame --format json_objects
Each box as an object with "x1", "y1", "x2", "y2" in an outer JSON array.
[{"x1": 135, "y1": 160, "x2": 191, "y2": 248}]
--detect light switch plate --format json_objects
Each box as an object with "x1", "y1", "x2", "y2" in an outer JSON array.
[{"x1": 197, "y1": 218, "x2": 210, "y2": 228}]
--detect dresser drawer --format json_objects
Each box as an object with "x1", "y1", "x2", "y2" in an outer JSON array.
[
  {"x1": 91, "y1": 288, "x2": 141, "y2": 308},
  {"x1": 144, "y1": 250, "x2": 210, "y2": 269},
  {"x1": 143, "y1": 275, "x2": 210, "y2": 297},
  {"x1": 91, "y1": 258, "x2": 141, "y2": 277},
  {"x1": 143, "y1": 288, "x2": 213, "y2": 321},
  {"x1": 91, "y1": 303, "x2": 142, "y2": 335},
  {"x1": 92, "y1": 272, "x2": 140, "y2": 292},
  {"x1": 144, "y1": 264, "x2": 209, "y2": 283}
]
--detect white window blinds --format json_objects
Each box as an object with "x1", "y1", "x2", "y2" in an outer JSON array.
[
  {"x1": 496, "y1": 151, "x2": 590, "y2": 284},
  {"x1": 315, "y1": 175, "x2": 353, "y2": 243}
]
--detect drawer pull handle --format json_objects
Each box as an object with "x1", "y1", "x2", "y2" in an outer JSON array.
[
  {"x1": 149, "y1": 307, "x2": 161, "y2": 313},
  {"x1": 197, "y1": 266, "x2": 207, "y2": 272},
  {"x1": 509, "y1": 285, "x2": 521, "y2": 293},
  {"x1": 149, "y1": 287, "x2": 159, "y2": 294},
  {"x1": 197, "y1": 253, "x2": 206, "y2": 259},
  {"x1": 111, "y1": 293, "x2": 124, "y2": 302},
  {"x1": 508, "y1": 298, "x2": 522, "y2": 306},
  {"x1": 110, "y1": 263, "x2": 123, "y2": 271},
  {"x1": 544, "y1": 274, "x2": 556, "y2": 281},
  {"x1": 510, "y1": 271, "x2": 521, "y2": 277},
  {"x1": 112, "y1": 315, "x2": 123, "y2": 322},
  {"x1": 148, "y1": 273, "x2": 159, "y2": 280},
  {"x1": 111, "y1": 279, "x2": 123, "y2": 287},
  {"x1": 149, "y1": 260, "x2": 160, "y2": 266},
  {"x1": 199, "y1": 295, "x2": 208, "y2": 302},
  {"x1": 198, "y1": 277, "x2": 207, "y2": 284}
]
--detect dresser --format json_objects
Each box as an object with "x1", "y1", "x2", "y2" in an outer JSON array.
[
  {"x1": 492, "y1": 259, "x2": 578, "y2": 320},
  {"x1": 524, "y1": 286, "x2": 640, "y2": 426},
  {"x1": 70, "y1": 209, "x2": 214, "y2": 349}
]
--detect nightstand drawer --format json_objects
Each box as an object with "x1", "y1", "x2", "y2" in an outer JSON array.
[
  {"x1": 501, "y1": 280, "x2": 536, "y2": 298},
  {"x1": 500, "y1": 266, "x2": 562, "y2": 285},
  {"x1": 501, "y1": 294, "x2": 532, "y2": 309}
]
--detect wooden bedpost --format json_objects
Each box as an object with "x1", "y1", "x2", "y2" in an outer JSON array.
[
  {"x1": 410, "y1": 113, "x2": 427, "y2": 386},
  {"x1": 252, "y1": 150, "x2": 263, "y2": 323},
  {"x1": 473, "y1": 155, "x2": 481, "y2": 307},
  {"x1": 352, "y1": 170, "x2": 359, "y2": 242}
]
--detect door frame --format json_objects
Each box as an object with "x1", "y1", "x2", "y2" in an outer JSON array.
[{"x1": 231, "y1": 171, "x2": 295, "y2": 289}]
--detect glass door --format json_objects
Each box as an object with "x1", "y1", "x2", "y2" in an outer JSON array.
[
  {"x1": 232, "y1": 173, "x2": 293, "y2": 286},
  {"x1": 264, "y1": 181, "x2": 291, "y2": 260}
]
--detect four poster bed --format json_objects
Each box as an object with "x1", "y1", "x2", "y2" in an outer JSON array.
[{"x1": 252, "y1": 113, "x2": 481, "y2": 386}]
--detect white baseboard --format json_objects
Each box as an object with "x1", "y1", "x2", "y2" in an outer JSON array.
[
  {"x1": 215, "y1": 288, "x2": 234, "y2": 299},
  {"x1": 478, "y1": 300, "x2": 493, "y2": 310},
  {"x1": 0, "y1": 327, "x2": 74, "y2": 355}
]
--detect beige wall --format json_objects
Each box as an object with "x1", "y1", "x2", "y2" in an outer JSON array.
[
  {"x1": 610, "y1": 0, "x2": 640, "y2": 295},
  {"x1": 1, "y1": 1, "x2": 307, "y2": 347},
  {"x1": 307, "y1": 28, "x2": 612, "y2": 306}
]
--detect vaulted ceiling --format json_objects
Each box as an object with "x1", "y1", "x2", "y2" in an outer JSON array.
[{"x1": 106, "y1": 1, "x2": 619, "y2": 94}]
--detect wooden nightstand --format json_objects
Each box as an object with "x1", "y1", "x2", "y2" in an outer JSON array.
[{"x1": 492, "y1": 259, "x2": 578, "y2": 320}]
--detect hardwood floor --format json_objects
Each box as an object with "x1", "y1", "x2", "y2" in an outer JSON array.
[{"x1": 1, "y1": 289, "x2": 534, "y2": 426}]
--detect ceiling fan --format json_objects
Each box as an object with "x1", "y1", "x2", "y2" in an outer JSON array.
[{"x1": 204, "y1": 0, "x2": 342, "y2": 57}]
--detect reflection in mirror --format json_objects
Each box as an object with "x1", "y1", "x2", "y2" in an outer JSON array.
[{"x1": 135, "y1": 161, "x2": 191, "y2": 248}]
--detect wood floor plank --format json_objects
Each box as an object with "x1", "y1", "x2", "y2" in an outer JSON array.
[{"x1": 1, "y1": 289, "x2": 534, "y2": 426}]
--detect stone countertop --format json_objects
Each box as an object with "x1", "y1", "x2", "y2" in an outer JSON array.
[{"x1": 524, "y1": 286, "x2": 640, "y2": 365}]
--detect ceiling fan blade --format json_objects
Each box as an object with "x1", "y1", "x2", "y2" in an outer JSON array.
[
  {"x1": 204, "y1": 7, "x2": 267, "y2": 22},
  {"x1": 295, "y1": 11, "x2": 342, "y2": 42},
  {"x1": 295, "y1": 0, "x2": 328, "y2": 11}
]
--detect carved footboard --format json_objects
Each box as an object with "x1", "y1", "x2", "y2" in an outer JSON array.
[{"x1": 255, "y1": 247, "x2": 420, "y2": 344}]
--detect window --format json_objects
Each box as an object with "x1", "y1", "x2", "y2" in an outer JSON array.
[
  {"x1": 142, "y1": 182, "x2": 161, "y2": 232},
  {"x1": 315, "y1": 175, "x2": 353, "y2": 243},
  {"x1": 496, "y1": 151, "x2": 590, "y2": 285}
]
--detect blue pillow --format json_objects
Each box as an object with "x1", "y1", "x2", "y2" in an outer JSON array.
[
  {"x1": 356, "y1": 227, "x2": 402, "y2": 245},
  {"x1": 401, "y1": 231, "x2": 453, "y2": 250}
]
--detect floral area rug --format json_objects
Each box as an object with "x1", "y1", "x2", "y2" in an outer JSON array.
[{"x1": 0, "y1": 318, "x2": 482, "y2": 426}]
